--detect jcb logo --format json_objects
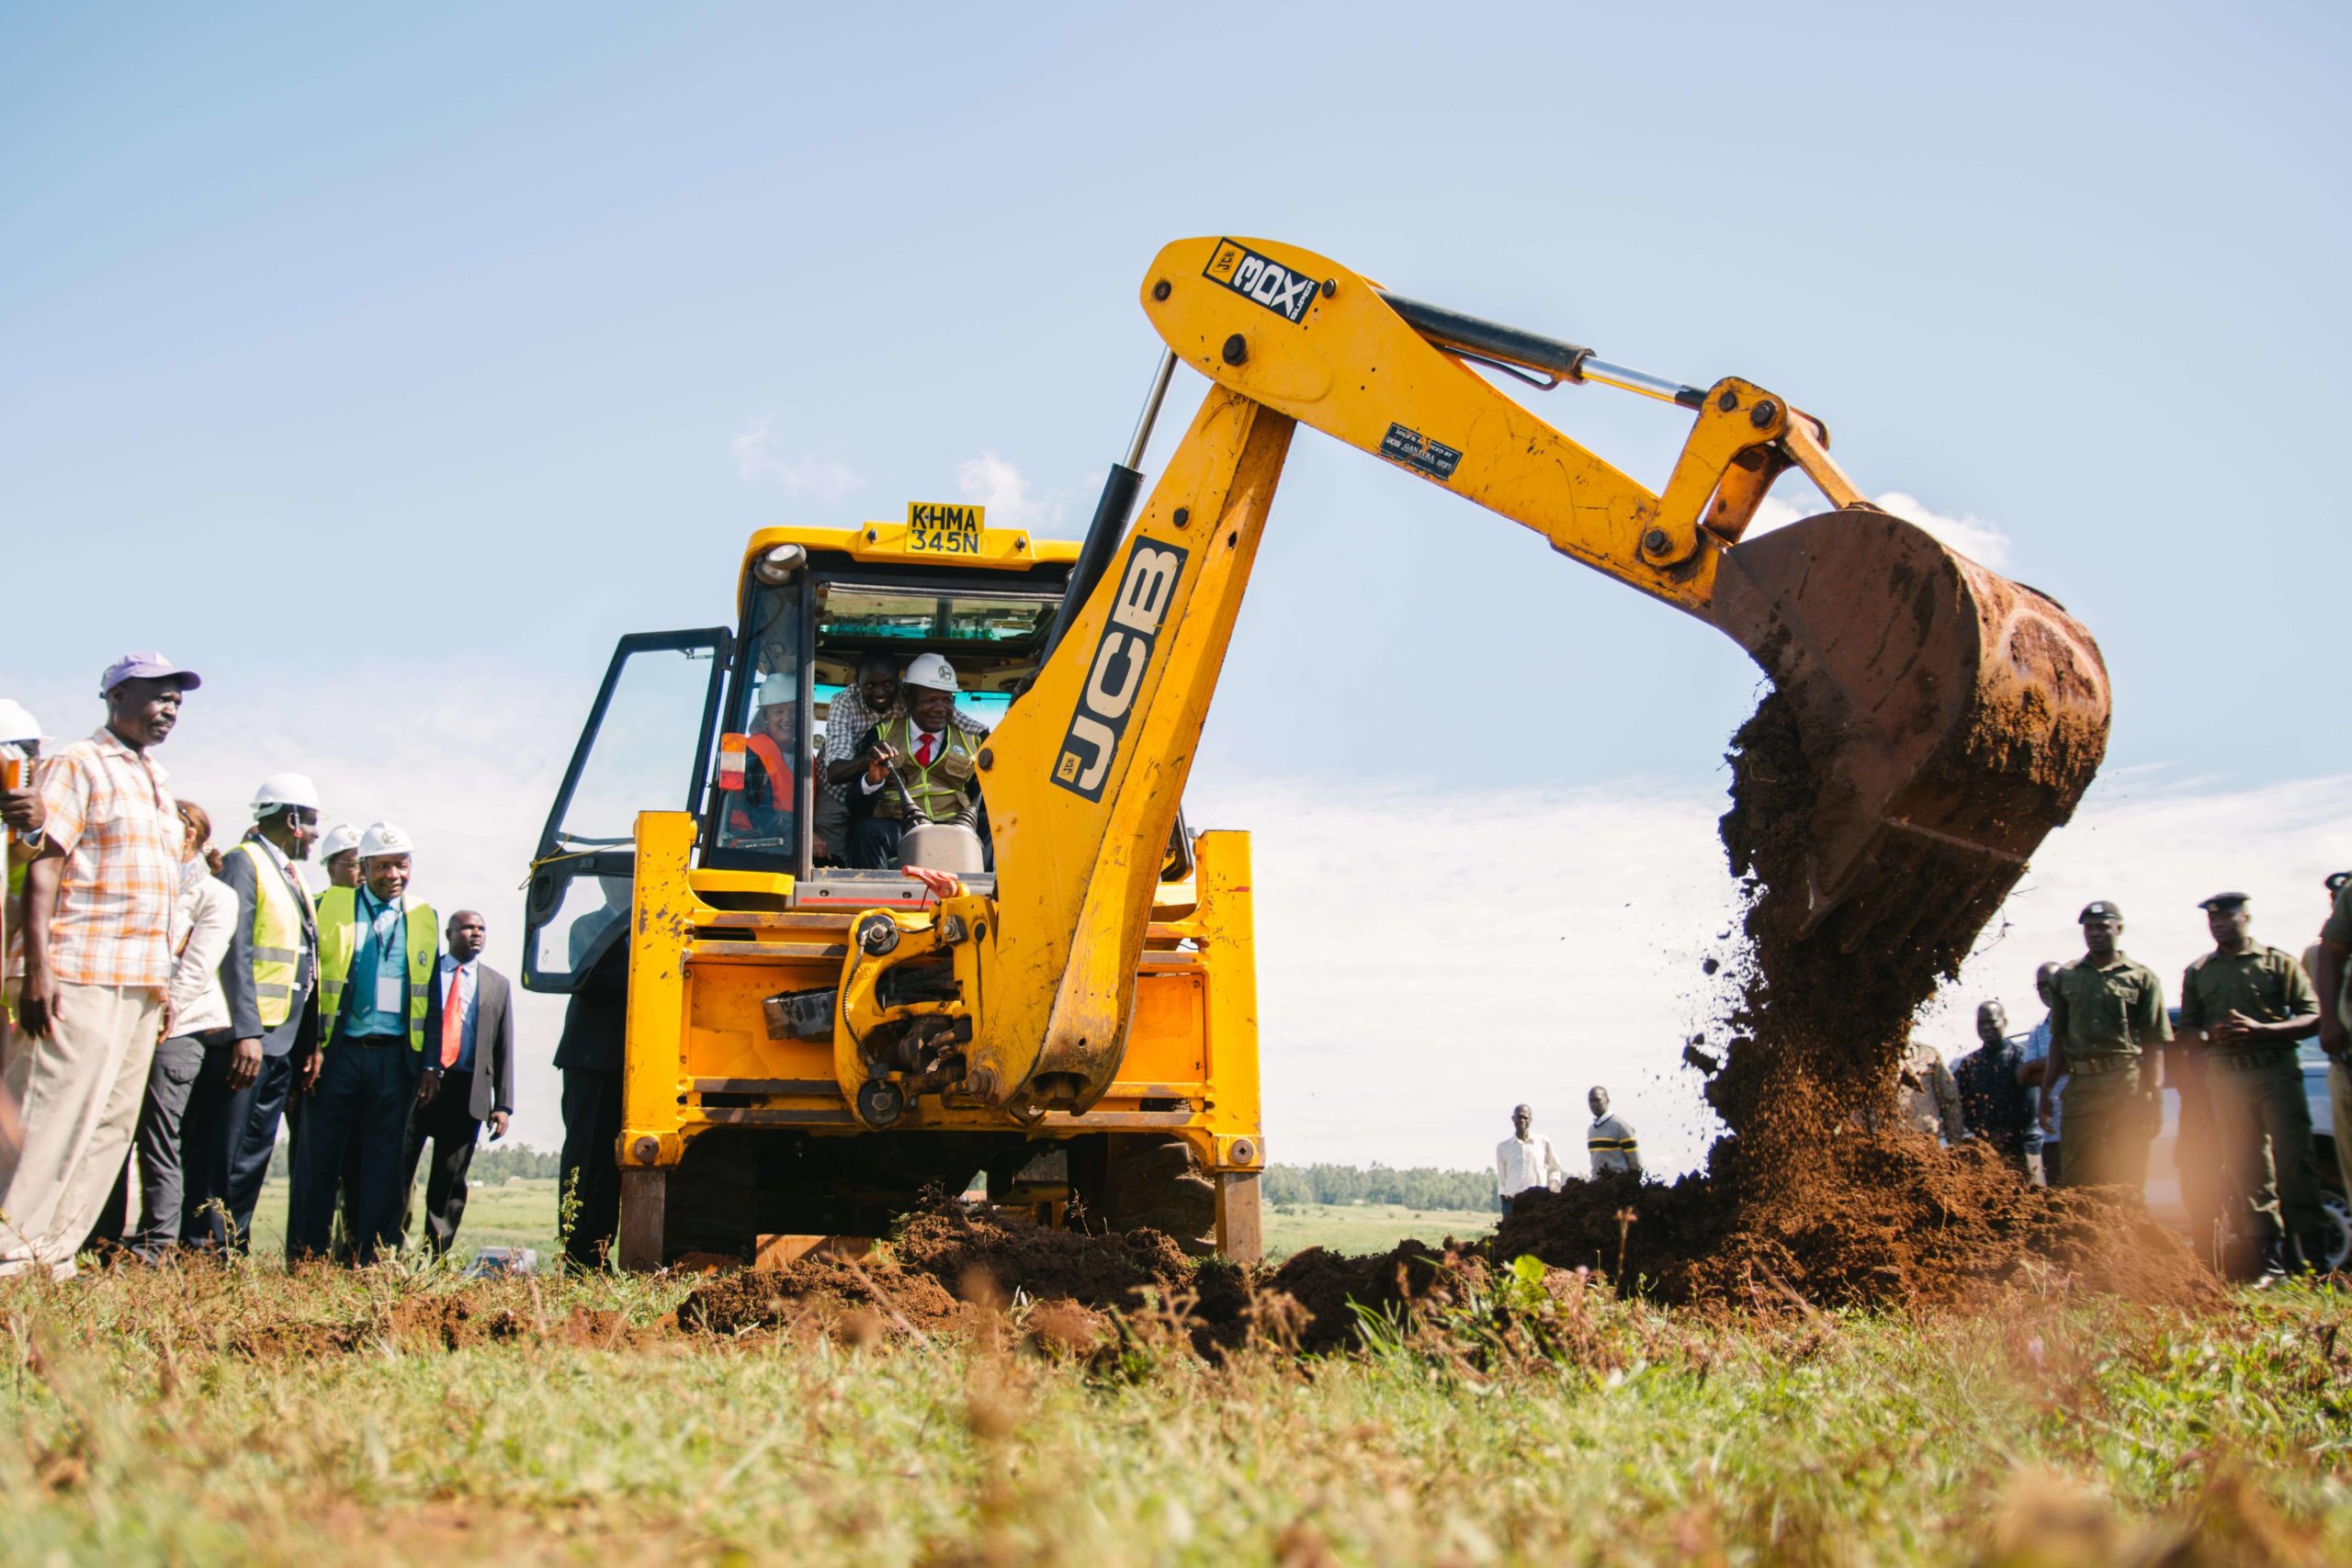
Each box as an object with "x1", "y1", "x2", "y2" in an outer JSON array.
[
  {"x1": 1052, "y1": 536, "x2": 1189, "y2": 801},
  {"x1": 1203, "y1": 239, "x2": 1317, "y2": 326}
]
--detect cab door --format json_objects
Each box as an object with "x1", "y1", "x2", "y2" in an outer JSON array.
[{"x1": 523, "y1": 628, "x2": 731, "y2": 993}]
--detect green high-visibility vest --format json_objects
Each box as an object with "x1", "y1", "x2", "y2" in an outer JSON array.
[
  {"x1": 315, "y1": 885, "x2": 437, "y2": 1055},
  {"x1": 876, "y1": 714, "x2": 977, "y2": 822},
  {"x1": 231, "y1": 839, "x2": 313, "y2": 1029}
]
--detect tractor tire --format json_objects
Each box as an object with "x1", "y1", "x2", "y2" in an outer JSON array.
[{"x1": 1098, "y1": 1134, "x2": 1217, "y2": 1255}]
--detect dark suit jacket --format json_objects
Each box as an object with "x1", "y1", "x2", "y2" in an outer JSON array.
[
  {"x1": 422, "y1": 961, "x2": 516, "y2": 1121},
  {"x1": 553, "y1": 942, "x2": 628, "y2": 1075},
  {"x1": 215, "y1": 836, "x2": 320, "y2": 1058}
]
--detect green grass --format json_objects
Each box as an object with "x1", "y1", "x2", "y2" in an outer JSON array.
[
  {"x1": 1, "y1": 1254, "x2": 2346, "y2": 1562},
  {"x1": 243, "y1": 1177, "x2": 563, "y2": 1262},
  {"x1": 238, "y1": 1181, "x2": 1484, "y2": 1269},
  {"x1": 1263, "y1": 1200, "x2": 1494, "y2": 1258}
]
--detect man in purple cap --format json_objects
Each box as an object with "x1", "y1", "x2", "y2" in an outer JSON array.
[{"x1": 0, "y1": 653, "x2": 199, "y2": 1278}]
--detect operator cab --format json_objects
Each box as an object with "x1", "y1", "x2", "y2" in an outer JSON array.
[
  {"x1": 522, "y1": 511, "x2": 1193, "y2": 996},
  {"x1": 705, "y1": 568, "x2": 1053, "y2": 880}
]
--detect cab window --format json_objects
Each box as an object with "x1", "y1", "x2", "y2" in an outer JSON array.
[{"x1": 711, "y1": 581, "x2": 805, "y2": 861}]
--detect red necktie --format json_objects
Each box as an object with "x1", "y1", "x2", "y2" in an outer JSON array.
[
  {"x1": 440, "y1": 967, "x2": 464, "y2": 1069},
  {"x1": 917, "y1": 732, "x2": 935, "y2": 766}
]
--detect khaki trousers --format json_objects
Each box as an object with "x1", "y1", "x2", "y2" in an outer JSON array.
[
  {"x1": 2208, "y1": 1053, "x2": 2324, "y2": 1248},
  {"x1": 2332, "y1": 1061, "x2": 2351, "y2": 1192},
  {"x1": 0, "y1": 982, "x2": 161, "y2": 1278},
  {"x1": 2057, "y1": 1068, "x2": 2154, "y2": 1191}
]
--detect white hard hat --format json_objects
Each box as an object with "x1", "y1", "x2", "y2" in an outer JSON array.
[
  {"x1": 903, "y1": 652, "x2": 958, "y2": 693},
  {"x1": 318, "y1": 822, "x2": 361, "y2": 859},
  {"x1": 251, "y1": 772, "x2": 322, "y2": 818},
  {"x1": 0, "y1": 700, "x2": 49, "y2": 745},
  {"x1": 358, "y1": 820, "x2": 415, "y2": 859}
]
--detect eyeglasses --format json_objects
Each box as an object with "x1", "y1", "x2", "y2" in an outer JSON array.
[
  {"x1": 2328, "y1": 872, "x2": 2352, "y2": 894},
  {"x1": 285, "y1": 807, "x2": 320, "y2": 827}
]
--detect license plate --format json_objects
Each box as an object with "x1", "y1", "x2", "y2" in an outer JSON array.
[
  {"x1": 908, "y1": 523, "x2": 984, "y2": 554},
  {"x1": 904, "y1": 501, "x2": 986, "y2": 556}
]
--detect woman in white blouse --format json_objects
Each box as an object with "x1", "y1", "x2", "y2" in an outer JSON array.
[{"x1": 127, "y1": 800, "x2": 236, "y2": 1261}]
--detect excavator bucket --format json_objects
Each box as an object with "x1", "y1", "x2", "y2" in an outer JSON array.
[{"x1": 1708, "y1": 507, "x2": 2110, "y2": 965}]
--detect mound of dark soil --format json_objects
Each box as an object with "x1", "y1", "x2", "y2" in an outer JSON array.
[
  {"x1": 1248, "y1": 1241, "x2": 1488, "y2": 1353},
  {"x1": 892, "y1": 1206, "x2": 1192, "y2": 1311},
  {"x1": 1496, "y1": 1136, "x2": 2219, "y2": 1311},
  {"x1": 677, "y1": 1204, "x2": 1196, "y2": 1343}
]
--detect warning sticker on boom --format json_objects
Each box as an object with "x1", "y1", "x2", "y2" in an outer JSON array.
[
  {"x1": 1202, "y1": 239, "x2": 1319, "y2": 326},
  {"x1": 1378, "y1": 423, "x2": 1463, "y2": 481}
]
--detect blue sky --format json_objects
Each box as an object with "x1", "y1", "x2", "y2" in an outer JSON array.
[{"x1": 6, "y1": 4, "x2": 2347, "y2": 1162}]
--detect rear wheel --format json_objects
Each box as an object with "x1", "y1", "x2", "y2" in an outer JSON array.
[{"x1": 1085, "y1": 1134, "x2": 1216, "y2": 1254}]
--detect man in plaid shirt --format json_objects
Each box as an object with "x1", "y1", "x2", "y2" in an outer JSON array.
[{"x1": 2, "y1": 653, "x2": 200, "y2": 1279}]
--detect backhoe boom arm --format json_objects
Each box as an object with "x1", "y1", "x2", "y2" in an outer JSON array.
[{"x1": 838, "y1": 235, "x2": 2108, "y2": 1134}]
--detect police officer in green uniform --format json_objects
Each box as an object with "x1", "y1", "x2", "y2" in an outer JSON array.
[
  {"x1": 2180, "y1": 891, "x2": 2324, "y2": 1277},
  {"x1": 2040, "y1": 900, "x2": 2170, "y2": 1191}
]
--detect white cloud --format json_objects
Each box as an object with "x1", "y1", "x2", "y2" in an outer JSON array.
[
  {"x1": 731, "y1": 417, "x2": 861, "y2": 501},
  {"x1": 1750, "y1": 488, "x2": 2013, "y2": 569},
  {"x1": 954, "y1": 451, "x2": 1065, "y2": 530}
]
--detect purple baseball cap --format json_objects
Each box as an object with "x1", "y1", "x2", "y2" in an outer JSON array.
[{"x1": 99, "y1": 652, "x2": 203, "y2": 694}]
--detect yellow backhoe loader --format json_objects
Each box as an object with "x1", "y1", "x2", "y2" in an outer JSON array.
[{"x1": 523, "y1": 236, "x2": 2109, "y2": 1268}]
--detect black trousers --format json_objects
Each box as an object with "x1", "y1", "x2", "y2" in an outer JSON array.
[
  {"x1": 289, "y1": 1037, "x2": 414, "y2": 1263},
  {"x1": 559, "y1": 1066, "x2": 624, "y2": 1270},
  {"x1": 403, "y1": 1070, "x2": 481, "y2": 1257},
  {"x1": 848, "y1": 815, "x2": 904, "y2": 871},
  {"x1": 182, "y1": 1045, "x2": 294, "y2": 1252}
]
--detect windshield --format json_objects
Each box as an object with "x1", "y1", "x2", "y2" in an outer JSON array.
[{"x1": 816, "y1": 585, "x2": 1056, "y2": 651}]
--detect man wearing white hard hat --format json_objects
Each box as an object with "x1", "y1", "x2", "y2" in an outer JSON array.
[
  {"x1": 180, "y1": 772, "x2": 322, "y2": 1251},
  {"x1": 2, "y1": 653, "x2": 198, "y2": 1279},
  {"x1": 845, "y1": 651, "x2": 982, "y2": 870},
  {"x1": 821, "y1": 650, "x2": 989, "y2": 863},
  {"x1": 290, "y1": 821, "x2": 438, "y2": 1262},
  {"x1": 316, "y1": 823, "x2": 362, "y2": 892}
]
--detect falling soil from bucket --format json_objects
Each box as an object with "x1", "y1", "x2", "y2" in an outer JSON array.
[{"x1": 1492, "y1": 686, "x2": 2213, "y2": 1312}]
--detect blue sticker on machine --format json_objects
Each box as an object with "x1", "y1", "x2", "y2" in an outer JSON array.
[
  {"x1": 1202, "y1": 238, "x2": 1319, "y2": 326},
  {"x1": 1379, "y1": 423, "x2": 1462, "y2": 481},
  {"x1": 1052, "y1": 536, "x2": 1190, "y2": 802}
]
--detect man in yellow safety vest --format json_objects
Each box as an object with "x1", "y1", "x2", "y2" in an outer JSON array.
[
  {"x1": 183, "y1": 771, "x2": 321, "y2": 1251},
  {"x1": 288, "y1": 820, "x2": 436, "y2": 1263},
  {"x1": 845, "y1": 651, "x2": 983, "y2": 870}
]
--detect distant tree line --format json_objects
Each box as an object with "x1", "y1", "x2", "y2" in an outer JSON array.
[{"x1": 1261, "y1": 1163, "x2": 1498, "y2": 1213}]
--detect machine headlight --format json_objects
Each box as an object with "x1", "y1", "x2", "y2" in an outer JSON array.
[{"x1": 752, "y1": 543, "x2": 807, "y2": 584}]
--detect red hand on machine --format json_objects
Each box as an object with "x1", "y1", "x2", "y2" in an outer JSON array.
[{"x1": 901, "y1": 865, "x2": 962, "y2": 900}]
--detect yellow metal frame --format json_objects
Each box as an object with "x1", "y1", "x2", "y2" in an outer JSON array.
[{"x1": 612, "y1": 234, "x2": 1888, "y2": 1269}]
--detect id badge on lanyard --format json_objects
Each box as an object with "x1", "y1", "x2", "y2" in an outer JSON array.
[{"x1": 373, "y1": 905, "x2": 405, "y2": 1015}]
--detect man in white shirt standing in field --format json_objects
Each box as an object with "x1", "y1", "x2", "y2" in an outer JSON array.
[{"x1": 1495, "y1": 1103, "x2": 1566, "y2": 1216}]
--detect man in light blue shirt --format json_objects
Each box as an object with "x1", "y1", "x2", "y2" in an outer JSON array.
[{"x1": 288, "y1": 821, "x2": 437, "y2": 1263}]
